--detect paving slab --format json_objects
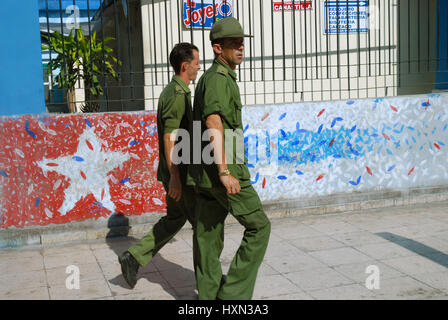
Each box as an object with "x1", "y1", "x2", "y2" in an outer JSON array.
[
  {"x1": 329, "y1": 231, "x2": 390, "y2": 247},
  {"x1": 220, "y1": 238, "x2": 243, "y2": 262},
  {"x1": 264, "y1": 251, "x2": 328, "y2": 273},
  {"x1": 308, "y1": 221, "x2": 362, "y2": 235},
  {"x1": 0, "y1": 286, "x2": 50, "y2": 300},
  {"x1": 0, "y1": 256, "x2": 45, "y2": 274},
  {"x1": 0, "y1": 270, "x2": 47, "y2": 294},
  {"x1": 265, "y1": 291, "x2": 314, "y2": 300},
  {"x1": 308, "y1": 247, "x2": 373, "y2": 267},
  {"x1": 382, "y1": 224, "x2": 448, "y2": 240},
  {"x1": 43, "y1": 250, "x2": 98, "y2": 269},
  {"x1": 257, "y1": 263, "x2": 280, "y2": 277},
  {"x1": 381, "y1": 255, "x2": 448, "y2": 276},
  {"x1": 355, "y1": 241, "x2": 418, "y2": 260},
  {"x1": 151, "y1": 252, "x2": 195, "y2": 272},
  {"x1": 48, "y1": 278, "x2": 112, "y2": 300},
  {"x1": 306, "y1": 283, "x2": 376, "y2": 300},
  {"x1": 159, "y1": 266, "x2": 196, "y2": 289},
  {"x1": 411, "y1": 271, "x2": 448, "y2": 293},
  {"x1": 96, "y1": 259, "x2": 123, "y2": 278},
  {"x1": 45, "y1": 262, "x2": 104, "y2": 286},
  {"x1": 0, "y1": 249, "x2": 42, "y2": 260},
  {"x1": 113, "y1": 290, "x2": 178, "y2": 300},
  {"x1": 332, "y1": 261, "x2": 405, "y2": 283},
  {"x1": 410, "y1": 236, "x2": 448, "y2": 255},
  {"x1": 106, "y1": 270, "x2": 173, "y2": 297},
  {"x1": 271, "y1": 224, "x2": 324, "y2": 240},
  {"x1": 369, "y1": 276, "x2": 444, "y2": 300},
  {"x1": 288, "y1": 235, "x2": 346, "y2": 252},
  {"x1": 42, "y1": 244, "x2": 91, "y2": 256},
  {"x1": 265, "y1": 239, "x2": 305, "y2": 258},
  {"x1": 159, "y1": 238, "x2": 195, "y2": 255},
  {"x1": 252, "y1": 274, "x2": 303, "y2": 299},
  {"x1": 92, "y1": 247, "x2": 122, "y2": 263},
  {"x1": 1, "y1": 201, "x2": 448, "y2": 300},
  {"x1": 283, "y1": 267, "x2": 355, "y2": 291},
  {"x1": 347, "y1": 217, "x2": 410, "y2": 232},
  {"x1": 172, "y1": 285, "x2": 198, "y2": 300}
]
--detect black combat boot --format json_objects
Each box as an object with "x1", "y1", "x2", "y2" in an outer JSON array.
[{"x1": 118, "y1": 251, "x2": 140, "y2": 289}]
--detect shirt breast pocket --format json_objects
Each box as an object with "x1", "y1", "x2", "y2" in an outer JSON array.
[{"x1": 233, "y1": 100, "x2": 243, "y2": 128}]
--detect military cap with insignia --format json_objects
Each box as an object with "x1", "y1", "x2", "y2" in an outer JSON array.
[{"x1": 209, "y1": 17, "x2": 253, "y2": 41}]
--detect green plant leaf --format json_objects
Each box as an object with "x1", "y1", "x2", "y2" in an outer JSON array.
[{"x1": 45, "y1": 26, "x2": 121, "y2": 93}]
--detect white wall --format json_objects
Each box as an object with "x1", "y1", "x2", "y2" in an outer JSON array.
[{"x1": 141, "y1": 0, "x2": 398, "y2": 109}]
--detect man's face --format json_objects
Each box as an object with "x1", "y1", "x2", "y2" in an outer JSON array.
[
  {"x1": 218, "y1": 37, "x2": 245, "y2": 68},
  {"x1": 186, "y1": 49, "x2": 200, "y2": 81}
]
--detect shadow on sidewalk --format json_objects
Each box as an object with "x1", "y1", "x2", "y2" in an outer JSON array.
[
  {"x1": 376, "y1": 232, "x2": 448, "y2": 268},
  {"x1": 104, "y1": 212, "x2": 197, "y2": 299}
]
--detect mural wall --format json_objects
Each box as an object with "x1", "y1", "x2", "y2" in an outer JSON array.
[
  {"x1": 1, "y1": 93, "x2": 447, "y2": 229},
  {"x1": 244, "y1": 93, "x2": 448, "y2": 202}
]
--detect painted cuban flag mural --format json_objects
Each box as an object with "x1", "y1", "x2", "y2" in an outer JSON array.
[
  {"x1": 1, "y1": 93, "x2": 448, "y2": 229},
  {"x1": 0, "y1": 112, "x2": 165, "y2": 229}
]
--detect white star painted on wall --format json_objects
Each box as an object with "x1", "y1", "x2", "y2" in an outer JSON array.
[{"x1": 37, "y1": 127, "x2": 131, "y2": 216}]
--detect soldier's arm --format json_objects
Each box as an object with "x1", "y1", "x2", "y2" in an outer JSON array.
[
  {"x1": 205, "y1": 114, "x2": 226, "y2": 171},
  {"x1": 162, "y1": 93, "x2": 186, "y2": 201},
  {"x1": 205, "y1": 114, "x2": 241, "y2": 195},
  {"x1": 163, "y1": 134, "x2": 180, "y2": 176}
]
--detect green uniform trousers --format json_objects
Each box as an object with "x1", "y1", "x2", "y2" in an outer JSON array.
[
  {"x1": 194, "y1": 184, "x2": 271, "y2": 300},
  {"x1": 128, "y1": 184, "x2": 196, "y2": 267}
]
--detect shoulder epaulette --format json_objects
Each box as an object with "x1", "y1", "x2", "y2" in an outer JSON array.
[
  {"x1": 216, "y1": 65, "x2": 229, "y2": 76},
  {"x1": 174, "y1": 84, "x2": 184, "y2": 94}
]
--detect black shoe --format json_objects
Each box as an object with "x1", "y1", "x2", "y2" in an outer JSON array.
[{"x1": 118, "y1": 251, "x2": 140, "y2": 289}]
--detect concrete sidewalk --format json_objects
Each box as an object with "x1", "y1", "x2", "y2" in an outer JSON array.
[{"x1": 1, "y1": 201, "x2": 448, "y2": 300}]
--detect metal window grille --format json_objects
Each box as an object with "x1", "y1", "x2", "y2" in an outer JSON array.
[{"x1": 39, "y1": 0, "x2": 448, "y2": 113}]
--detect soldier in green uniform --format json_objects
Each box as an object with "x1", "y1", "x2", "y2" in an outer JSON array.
[
  {"x1": 188, "y1": 17, "x2": 271, "y2": 300},
  {"x1": 118, "y1": 43, "x2": 201, "y2": 289}
]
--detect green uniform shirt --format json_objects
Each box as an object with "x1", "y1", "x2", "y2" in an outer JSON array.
[
  {"x1": 188, "y1": 59, "x2": 251, "y2": 188},
  {"x1": 157, "y1": 75, "x2": 192, "y2": 185}
]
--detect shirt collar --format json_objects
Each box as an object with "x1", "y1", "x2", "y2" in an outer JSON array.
[
  {"x1": 172, "y1": 75, "x2": 191, "y2": 94},
  {"x1": 214, "y1": 59, "x2": 237, "y2": 80}
]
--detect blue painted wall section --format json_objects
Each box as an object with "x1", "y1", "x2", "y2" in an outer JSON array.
[
  {"x1": 0, "y1": 0, "x2": 45, "y2": 115},
  {"x1": 436, "y1": 0, "x2": 448, "y2": 89},
  {"x1": 242, "y1": 94, "x2": 448, "y2": 202}
]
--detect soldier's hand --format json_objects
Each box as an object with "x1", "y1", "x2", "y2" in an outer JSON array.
[
  {"x1": 219, "y1": 174, "x2": 241, "y2": 195},
  {"x1": 168, "y1": 175, "x2": 182, "y2": 202}
]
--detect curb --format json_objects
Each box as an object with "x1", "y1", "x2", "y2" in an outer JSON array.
[{"x1": 1, "y1": 186, "x2": 448, "y2": 249}]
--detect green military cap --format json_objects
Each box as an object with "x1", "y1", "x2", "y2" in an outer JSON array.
[{"x1": 210, "y1": 17, "x2": 253, "y2": 41}]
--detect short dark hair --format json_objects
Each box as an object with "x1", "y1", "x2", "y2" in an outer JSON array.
[
  {"x1": 211, "y1": 38, "x2": 225, "y2": 46},
  {"x1": 211, "y1": 38, "x2": 225, "y2": 58},
  {"x1": 169, "y1": 42, "x2": 199, "y2": 75}
]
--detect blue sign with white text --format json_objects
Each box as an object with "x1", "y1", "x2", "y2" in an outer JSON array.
[{"x1": 324, "y1": 0, "x2": 369, "y2": 34}]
